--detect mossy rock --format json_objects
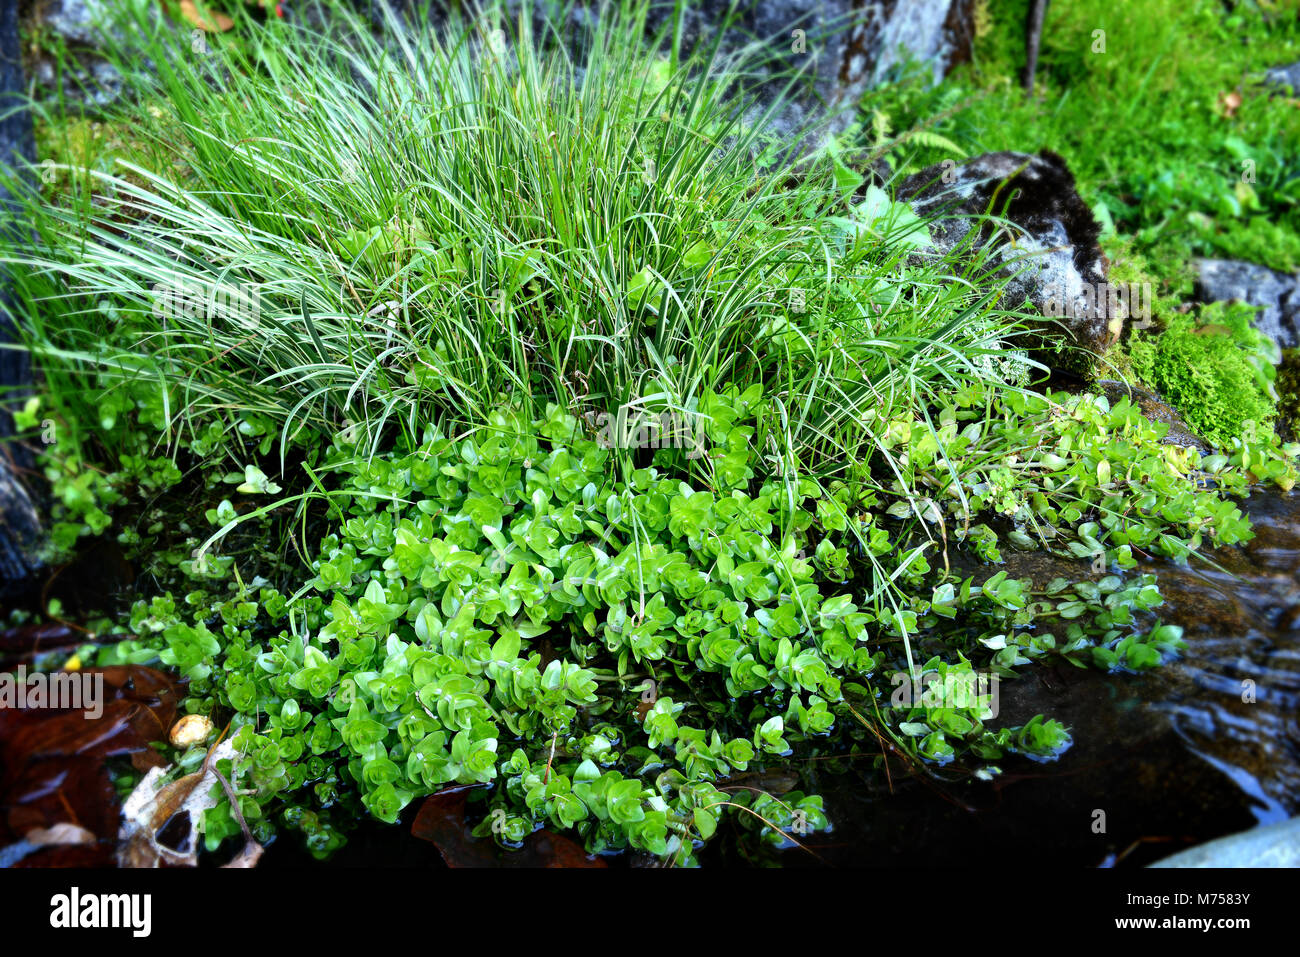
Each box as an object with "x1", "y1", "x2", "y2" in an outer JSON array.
[
  {"x1": 1092, "y1": 379, "x2": 1208, "y2": 452},
  {"x1": 1123, "y1": 300, "x2": 1278, "y2": 449}
]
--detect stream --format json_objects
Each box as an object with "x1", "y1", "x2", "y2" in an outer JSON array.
[{"x1": 768, "y1": 491, "x2": 1300, "y2": 868}]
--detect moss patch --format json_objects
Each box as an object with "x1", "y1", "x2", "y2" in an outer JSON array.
[{"x1": 1125, "y1": 300, "x2": 1277, "y2": 448}]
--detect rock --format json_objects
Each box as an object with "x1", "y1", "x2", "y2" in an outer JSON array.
[
  {"x1": 383, "y1": 0, "x2": 977, "y2": 156},
  {"x1": 40, "y1": 0, "x2": 121, "y2": 47},
  {"x1": 897, "y1": 150, "x2": 1113, "y2": 368},
  {"x1": 169, "y1": 713, "x2": 214, "y2": 748},
  {"x1": 24, "y1": 0, "x2": 135, "y2": 113},
  {"x1": 1194, "y1": 258, "x2": 1300, "y2": 350},
  {"x1": 717, "y1": 0, "x2": 977, "y2": 153},
  {"x1": 1093, "y1": 379, "x2": 1209, "y2": 452},
  {"x1": 870, "y1": 0, "x2": 976, "y2": 84},
  {"x1": 1149, "y1": 815, "x2": 1300, "y2": 868},
  {"x1": 1, "y1": 0, "x2": 42, "y2": 591},
  {"x1": 1264, "y1": 62, "x2": 1300, "y2": 95},
  {"x1": 30, "y1": 56, "x2": 123, "y2": 110},
  {"x1": 24, "y1": 0, "x2": 161, "y2": 114},
  {"x1": 0, "y1": 472, "x2": 42, "y2": 590}
]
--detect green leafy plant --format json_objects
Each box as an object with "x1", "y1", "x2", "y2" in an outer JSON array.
[{"x1": 7, "y1": 0, "x2": 1300, "y2": 867}]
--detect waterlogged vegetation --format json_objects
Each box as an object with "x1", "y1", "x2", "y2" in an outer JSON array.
[{"x1": 2, "y1": 0, "x2": 1299, "y2": 864}]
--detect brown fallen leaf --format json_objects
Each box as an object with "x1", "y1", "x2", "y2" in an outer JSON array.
[
  {"x1": 0, "y1": 665, "x2": 185, "y2": 850},
  {"x1": 116, "y1": 739, "x2": 238, "y2": 868},
  {"x1": 180, "y1": 1, "x2": 236, "y2": 32},
  {"x1": 0, "y1": 622, "x2": 82, "y2": 661},
  {"x1": 412, "y1": 785, "x2": 606, "y2": 868},
  {"x1": 24, "y1": 823, "x2": 96, "y2": 847}
]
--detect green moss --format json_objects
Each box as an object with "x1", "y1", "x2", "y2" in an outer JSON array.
[
  {"x1": 1096, "y1": 240, "x2": 1278, "y2": 449},
  {"x1": 32, "y1": 99, "x2": 191, "y2": 201},
  {"x1": 1125, "y1": 300, "x2": 1277, "y2": 448}
]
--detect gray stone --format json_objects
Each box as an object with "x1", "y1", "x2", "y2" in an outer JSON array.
[
  {"x1": 1265, "y1": 61, "x2": 1300, "y2": 94},
  {"x1": 1093, "y1": 379, "x2": 1209, "y2": 452},
  {"x1": 896, "y1": 150, "x2": 1113, "y2": 367},
  {"x1": 38, "y1": 0, "x2": 120, "y2": 48},
  {"x1": 1, "y1": 0, "x2": 42, "y2": 588},
  {"x1": 1149, "y1": 815, "x2": 1300, "y2": 868},
  {"x1": 31, "y1": 55, "x2": 124, "y2": 110},
  {"x1": 383, "y1": 0, "x2": 976, "y2": 155},
  {"x1": 0, "y1": 464, "x2": 42, "y2": 588},
  {"x1": 26, "y1": 0, "x2": 158, "y2": 112},
  {"x1": 1195, "y1": 258, "x2": 1300, "y2": 350},
  {"x1": 870, "y1": 0, "x2": 974, "y2": 84},
  {"x1": 717, "y1": 0, "x2": 975, "y2": 152}
]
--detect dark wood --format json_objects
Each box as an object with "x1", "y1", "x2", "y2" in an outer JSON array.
[{"x1": 1023, "y1": 0, "x2": 1050, "y2": 96}]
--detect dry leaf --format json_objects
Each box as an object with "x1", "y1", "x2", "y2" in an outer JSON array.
[
  {"x1": 116, "y1": 740, "x2": 237, "y2": 868},
  {"x1": 180, "y1": 1, "x2": 236, "y2": 32},
  {"x1": 24, "y1": 823, "x2": 96, "y2": 847}
]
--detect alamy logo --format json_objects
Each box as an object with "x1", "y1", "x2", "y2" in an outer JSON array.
[
  {"x1": 1042, "y1": 281, "x2": 1151, "y2": 326},
  {"x1": 151, "y1": 281, "x2": 260, "y2": 328},
  {"x1": 592, "y1": 409, "x2": 707, "y2": 459},
  {"x1": 50, "y1": 888, "x2": 151, "y2": 937},
  {"x1": 0, "y1": 665, "x2": 104, "y2": 720}
]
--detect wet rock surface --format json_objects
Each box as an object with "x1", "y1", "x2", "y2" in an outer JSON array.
[
  {"x1": 1195, "y1": 258, "x2": 1300, "y2": 350},
  {"x1": 897, "y1": 150, "x2": 1113, "y2": 370},
  {"x1": 1092, "y1": 379, "x2": 1209, "y2": 452},
  {"x1": 788, "y1": 491, "x2": 1300, "y2": 867},
  {"x1": 1149, "y1": 815, "x2": 1300, "y2": 867},
  {"x1": 1264, "y1": 61, "x2": 1300, "y2": 95}
]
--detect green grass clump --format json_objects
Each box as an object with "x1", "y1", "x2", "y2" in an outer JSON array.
[{"x1": 2, "y1": 0, "x2": 1043, "y2": 608}]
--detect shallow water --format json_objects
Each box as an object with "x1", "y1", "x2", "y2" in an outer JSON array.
[
  {"x1": 769, "y1": 491, "x2": 1300, "y2": 868},
  {"x1": 267, "y1": 492, "x2": 1300, "y2": 867},
  {"x1": 8, "y1": 491, "x2": 1299, "y2": 867}
]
